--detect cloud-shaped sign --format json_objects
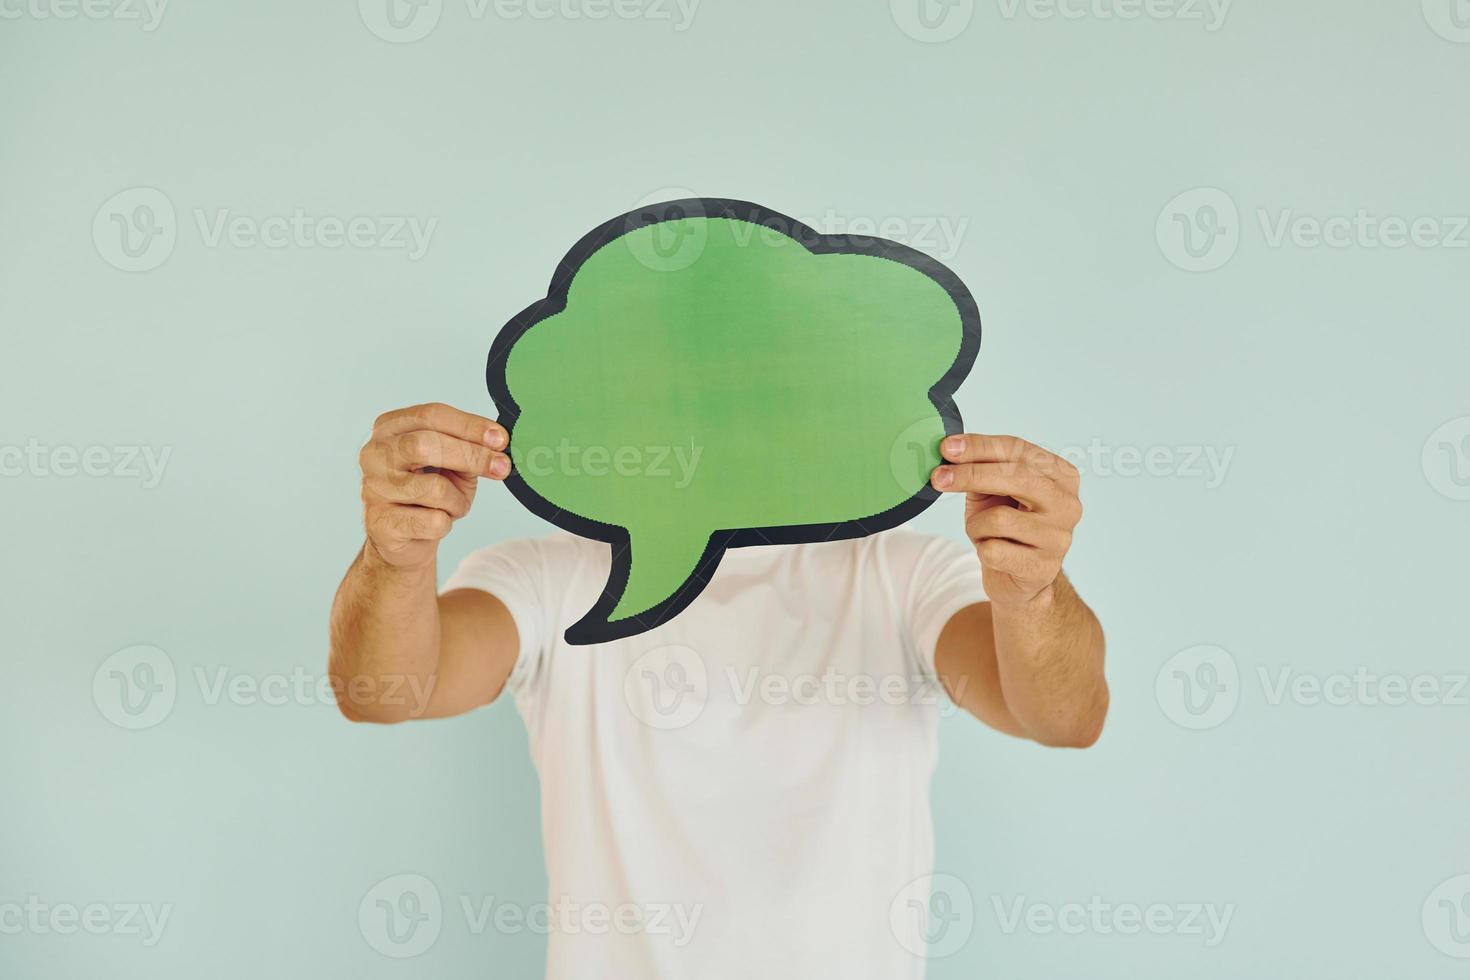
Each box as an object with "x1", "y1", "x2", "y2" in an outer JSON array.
[{"x1": 488, "y1": 199, "x2": 980, "y2": 645}]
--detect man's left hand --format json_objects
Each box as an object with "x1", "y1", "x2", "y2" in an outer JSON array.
[{"x1": 930, "y1": 434, "x2": 1084, "y2": 608}]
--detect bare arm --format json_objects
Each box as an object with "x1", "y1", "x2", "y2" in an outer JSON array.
[
  {"x1": 931, "y1": 434, "x2": 1109, "y2": 748},
  {"x1": 327, "y1": 403, "x2": 520, "y2": 724}
]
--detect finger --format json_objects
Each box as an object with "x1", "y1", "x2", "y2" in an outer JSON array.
[
  {"x1": 368, "y1": 504, "x2": 453, "y2": 543},
  {"x1": 360, "y1": 436, "x2": 503, "y2": 479},
  {"x1": 965, "y1": 506, "x2": 1072, "y2": 552},
  {"x1": 367, "y1": 431, "x2": 504, "y2": 478},
  {"x1": 364, "y1": 473, "x2": 472, "y2": 518},
  {"x1": 977, "y1": 538, "x2": 1056, "y2": 579},
  {"x1": 931, "y1": 461, "x2": 1069, "y2": 510},
  {"x1": 941, "y1": 434, "x2": 1079, "y2": 487},
  {"x1": 374, "y1": 402, "x2": 508, "y2": 450},
  {"x1": 965, "y1": 493, "x2": 1013, "y2": 515},
  {"x1": 940, "y1": 433, "x2": 1029, "y2": 464},
  {"x1": 426, "y1": 453, "x2": 511, "y2": 487}
]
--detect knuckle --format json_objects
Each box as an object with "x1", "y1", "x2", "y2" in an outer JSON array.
[
  {"x1": 1023, "y1": 446, "x2": 1052, "y2": 470},
  {"x1": 382, "y1": 507, "x2": 411, "y2": 534},
  {"x1": 994, "y1": 506, "x2": 1023, "y2": 532},
  {"x1": 393, "y1": 403, "x2": 435, "y2": 428},
  {"x1": 465, "y1": 443, "x2": 491, "y2": 472},
  {"x1": 435, "y1": 482, "x2": 462, "y2": 515},
  {"x1": 366, "y1": 507, "x2": 398, "y2": 539},
  {"x1": 421, "y1": 476, "x2": 463, "y2": 515},
  {"x1": 402, "y1": 473, "x2": 433, "y2": 503},
  {"x1": 399, "y1": 430, "x2": 437, "y2": 464}
]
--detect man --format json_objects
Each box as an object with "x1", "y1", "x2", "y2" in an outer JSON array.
[{"x1": 330, "y1": 401, "x2": 1106, "y2": 978}]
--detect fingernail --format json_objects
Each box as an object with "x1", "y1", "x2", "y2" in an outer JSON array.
[
  {"x1": 933, "y1": 467, "x2": 953, "y2": 489},
  {"x1": 484, "y1": 427, "x2": 507, "y2": 450},
  {"x1": 490, "y1": 455, "x2": 510, "y2": 478},
  {"x1": 943, "y1": 436, "x2": 964, "y2": 459}
]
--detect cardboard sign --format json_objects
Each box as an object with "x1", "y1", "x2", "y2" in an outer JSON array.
[{"x1": 488, "y1": 199, "x2": 981, "y2": 644}]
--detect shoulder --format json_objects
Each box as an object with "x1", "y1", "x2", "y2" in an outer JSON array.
[
  {"x1": 856, "y1": 528, "x2": 975, "y2": 571},
  {"x1": 443, "y1": 532, "x2": 607, "y2": 591},
  {"x1": 769, "y1": 530, "x2": 976, "y2": 598},
  {"x1": 466, "y1": 530, "x2": 601, "y2": 560}
]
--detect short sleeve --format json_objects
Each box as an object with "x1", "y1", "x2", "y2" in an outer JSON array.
[
  {"x1": 888, "y1": 532, "x2": 987, "y2": 678},
  {"x1": 441, "y1": 536, "x2": 552, "y2": 697}
]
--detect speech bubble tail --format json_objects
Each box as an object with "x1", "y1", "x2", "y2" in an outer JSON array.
[
  {"x1": 610, "y1": 531, "x2": 714, "y2": 623},
  {"x1": 565, "y1": 530, "x2": 717, "y2": 644}
]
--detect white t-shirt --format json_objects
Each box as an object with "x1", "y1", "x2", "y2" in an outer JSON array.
[{"x1": 443, "y1": 529, "x2": 986, "y2": 980}]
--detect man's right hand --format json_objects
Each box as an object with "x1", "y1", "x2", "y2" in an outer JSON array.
[{"x1": 358, "y1": 402, "x2": 511, "y2": 570}]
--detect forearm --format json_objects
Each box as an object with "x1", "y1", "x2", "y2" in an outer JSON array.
[
  {"x1": 328, "y1": 543, "x2": 442, "y2": 722},
  {"x1": 990, "y1": 574, "x2": 1108, "y2": 747}
]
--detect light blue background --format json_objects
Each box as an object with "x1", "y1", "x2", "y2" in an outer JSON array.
[{"x1": 3, "y1": 0, "x2": 1469, "y2": 976}]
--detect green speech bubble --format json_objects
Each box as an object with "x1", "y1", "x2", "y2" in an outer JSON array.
[{"x1": 487, "y1": 199, "x2": 980, "y2": 645}]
